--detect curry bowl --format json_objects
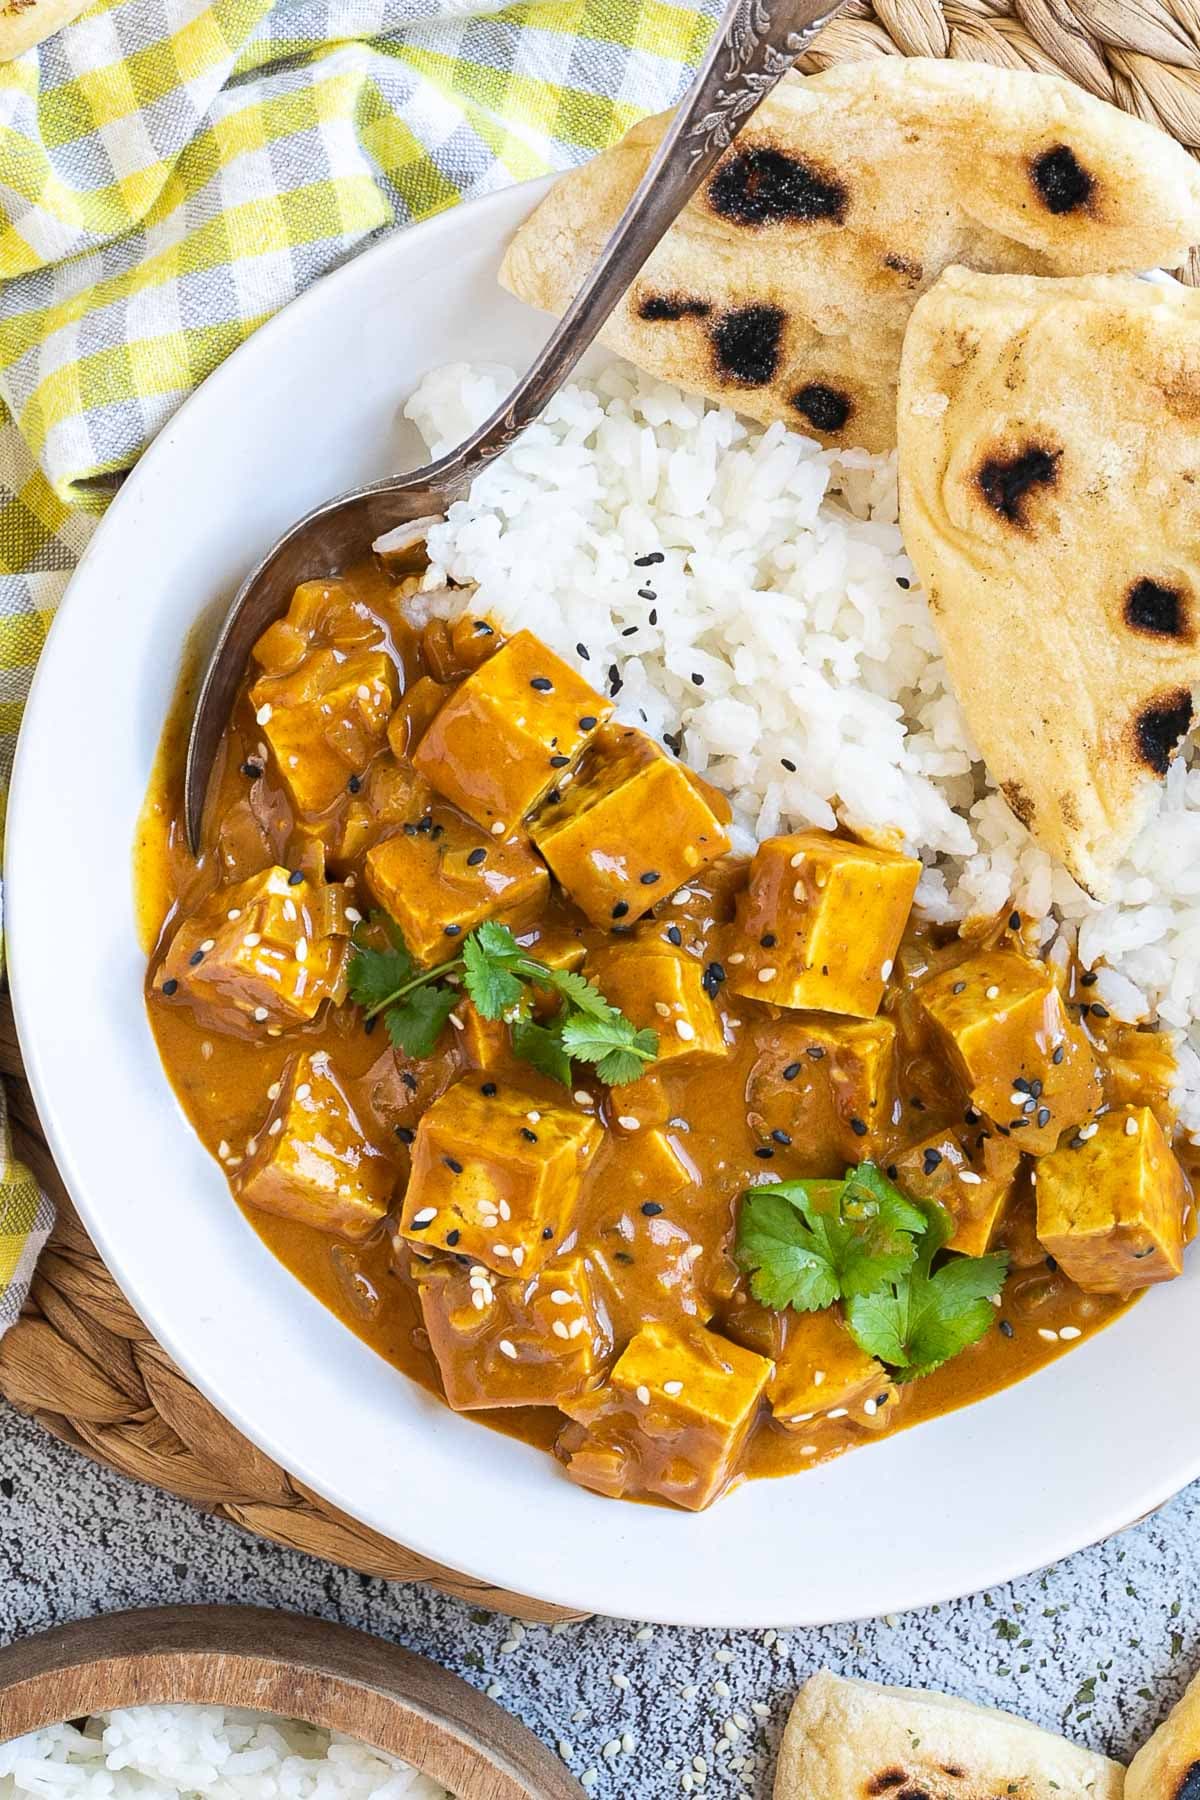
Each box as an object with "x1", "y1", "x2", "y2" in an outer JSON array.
[{"x1": 9, "y1": 178, "x2": 1200, "y2": 1627}]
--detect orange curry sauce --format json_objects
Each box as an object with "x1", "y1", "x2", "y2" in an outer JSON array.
[{"x1": 136, "y1": 558, "x2": 1186, "y2": 1509}]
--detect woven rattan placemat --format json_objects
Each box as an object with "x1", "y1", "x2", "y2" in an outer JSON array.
[{"x1": 3, "y1": 0, "x2": 1197, "y2": 1617}]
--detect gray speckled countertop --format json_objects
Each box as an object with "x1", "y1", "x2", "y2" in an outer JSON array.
[{"x1": 3, "y1": 1399, "x2": 1197, "y2": 1796}]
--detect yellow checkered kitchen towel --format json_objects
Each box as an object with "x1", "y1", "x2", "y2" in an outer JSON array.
[{"x1": 0, "y1": 0, "x2": 720, "y2": 1331}]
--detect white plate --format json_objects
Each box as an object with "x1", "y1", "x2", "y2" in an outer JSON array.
[{"x1": 9, "y1": 179, "x2": 1200, "y2": 1627}]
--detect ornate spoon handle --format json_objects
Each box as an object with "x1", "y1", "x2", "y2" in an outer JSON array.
[{"x1": 401, "y1": 0, "x2": 843, "y2": 488}]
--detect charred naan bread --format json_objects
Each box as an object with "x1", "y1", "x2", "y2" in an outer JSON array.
[
  {"x1": 500, "y1": 58, "x2": 1200, "y2": 453},
  {"x1": 1127, "y1": 1666, "x2": 1200, "y2": 1798},
  {"x1": 898, "y1": 265, "x2": 1200, "y2": 898},
  {"x1": 775, "y1": 1671, "x2": 1125, "y2": 1799}
]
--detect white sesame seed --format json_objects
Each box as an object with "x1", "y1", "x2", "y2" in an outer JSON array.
[
  {"x1": 863, "y1": 1398, "x2": 878, "y2": 1416},
  {"x1": 827, "y1": 1407, "x2": 848, "y2": 1420},
  {"x1": 1125, "y1": 1116, "x2": 1139, "y2": 1136},
  {"x1": 986, "y1": 984, "x2": 1000, "y2": 999},
  {"x1": 674, "y1": 889, "x2": 693, "y2": 903},
  {"x1": 663, "y1": 1379, "x2": 683, "y2": 1396},
  {"x1": 266, "y1": 1081, "x2": 281, "y2": 1101},
  {"x1": 448, "y1": 1011, "x2": 464, "y2": 1031},
  {"x1": 792, "y1": 882, "x2": 804, "y2": 901},
  {"x1": 550, "y1": 1289, "x2": 572, "y2": 1304},
  {"x1": 295, "y1": 1082, "x2": 311, "y2": 1101},
  {"x1": 1060, "y1": 1325, "x2": 1082, "y2": 1340},
  {"x1": 198, "y1": 938, "x2": 215, "y2": 954},
  {"x1": 557, "y1": 1742, "x2": 573, "y2": 1763},
  {"x1": 268, "y1": 1118, "x2": 282, "y2": 1137},
  {"x1": 498, "y1": 1199, "x2": 512, "y2": 1221},
  {"x1": 491, "y1": 821, "x2": 506, "y2": 835},
  {"x1": 1038, "y1": 1327, "x2": 1060, "y2": 1342},
  {"x1": 728, "y1": 951, "x2": 745, "y2": 964},
  {"x1": 655, "y1": 1001, "x2": 672, "y2": 1018},
  {"x1": 411, "y1": 1207, "x2": 437, "y2": 1226},
  {"x1": 498, "y1": 1339, "x2": 518, "y2": 1360},
  {"x1": 756, "y1": 968, "x2": 776, "y2": 984},
  {"x1": 617, "y1": 1115, "x2": 640, "y2": 1130},
  {"x1": 253, "y1": 1007, "x2": 269, "y2": 1022},
  {"x1": 636, "y1": 1384, "x2": 651, "y2": 1405},
  {"x1": 245, "y1": 1139, "x2": 258, "y2": 1157},
  {"x1": 573, "y1": 1090, "x2": 593, "y2": 1107},
  {"x1": 294, "y1": 937, "x2": 308, "y2": 963},
  {"x1": 1080, "y1": 1122, "x2": 1099, "y2": 1140},
  {"x1": 568, "y1": 1316, "x2": 586, "y2": 1338},
  {"x1": 493, "y1": 1244, "x2": 511, "y2": 1259},
  {"x1": 676, "y1": 1019, "x2": 697, "y2": 1039},
  {"x1": 255, "y1": 704, "x2": 272, "y2": 724},
  {"x1": 217, "y1": 1140, "x2": 230, "y2": 1159},
  {"x1": 526, "y1": 1110, "x2": 541, "y2": 1123},
  {"x1": 552, "y1": 1321, "x2": 570, "y2": 1340},
  {"x1": 881, "y1": 959, "x2": 893, "y2": 980},
  {"x1": 959, "y1": 1170, "x2": 983, "y2": 1185},
  {"x1": 345, "y1": 907, "x2": 362, "y2": 924},
  {"x1": 512, "y1": 1246, "x2": 526, "y2": 1268},
  {"x1": 714, "y1": 1679, "x2": 731, "y2": 1698},
  {"x1": 790, "y1": 852, "x2": 805, "y2": 868},
  {"x1": 812, "y1": 1370, "x2": 825, "y2": 1386},
  {"x1": 243, "y1": 932, "x2": 262, "y2": 947}
]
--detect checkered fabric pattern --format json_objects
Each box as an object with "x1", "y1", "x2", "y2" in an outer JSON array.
[{"x1": 0, "y1": 0, "x2": 720, "y2": 1331}]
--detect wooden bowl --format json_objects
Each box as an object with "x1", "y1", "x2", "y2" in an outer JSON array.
[{"x1": 0, "y1": 1606, "x2": 584, "y2": 1800}]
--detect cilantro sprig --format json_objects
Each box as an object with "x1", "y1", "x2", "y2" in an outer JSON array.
[
  {"x1": 347, "y1": 916, "x2": 657, "y2": 1085},
  {"x1": 735, "y1": 1162, "x2": 1009, "y2": 1381}
]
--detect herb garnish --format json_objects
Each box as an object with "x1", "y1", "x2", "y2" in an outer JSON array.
[
  {"x1": 347, "y1": 916, "x2": 658, "y2": 1085},
  {"x1": 734, "y1": 1161, "x2": 1009, "y2": 1380}
]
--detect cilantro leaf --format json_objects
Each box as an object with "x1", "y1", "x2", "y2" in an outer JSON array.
[
  {"x1": 510, "y1": 1018, "x2": 573, "y2": 1087},
  {"x1": 385, "y1": 983, "x2": 460, "y2": 1058},
  {"x1": 542, "y1": 966, "x2": 618, "y2": 1020},
  {"x1": 560, "y1": 1012, "x2": 658, "y2": 1084},
  {"x1": 346, "y1": 922, "x2": 417, "y2": 1012},
  {"x1": 734, "y1": 1165, "x2": 925, "y2": 1314},
  {"x1": 845, "y1": 1203, "x2": 1009, "y2": 1380},
  {"x1": 471, "y1": 919, "x2": 525, "y2": 965},
  {"x1": 462, "y1": 930, "x2": 526, "y2": 1020}
]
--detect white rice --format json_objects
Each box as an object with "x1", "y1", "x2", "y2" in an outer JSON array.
[
  {"x1": 0, "y1": 1708, "x2": 448, "y2": 1800},
  {"x1": 403, "y1": 359, "x2": 1200, "y2": 1136}
]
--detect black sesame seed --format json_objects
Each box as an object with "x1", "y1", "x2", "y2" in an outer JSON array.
[
  {"x1": 473, "y1": 620, "x2": 493, "y2": 635},
  {"x1": 1090, "y1": 1003, "x2": 1110, "y2": 1019},
  {"x1": 286, "y1": 868, "x2": 304, "y2": 886},
  {"x1": 467, "y1": 848, "x2": 487, "y2": 867},
  {"x1": 530, "y1": 676, "x2": 553, "y2": 692},
  {"x1": 443, "y1": 1156, "x2": 463, "y2": 1173},
  {"x1": 1045, "y1": 1254, "x2": 1059, "y2": 1272},
  {"x1": 923, "y1": 1148, "x2": 943, "y2": 1175},
  {"x1": 771, "y1": 1128, "x2": 792, "y2": 1146},
  {"x1": 579, "y1": 715, "x2": 597, "y2": 731},
  {"x1": 612, "y1": 901, "x2": 630, "y2": 920},
  {"x1": 999, "y1": 1319, "x2": 1015, "y2": 1339},
  {"x1": 782, "y1": 1062, "x2": 801, "y2": 1081},
  {"x1": 664, "y1": 730, "x2": 683, "y2": 757},
  {"x1": 241, "y1": 760, "x2": 263, "y2": 778},
  {"x1": 760, "y1": 933, "x2": 777, "y2": 949},
  {"x1": 780, "y1": 758, "x2": 797, "y2": 772},
  {"x1": 649, "y1": 610, "x2": 658, "y2": 626},
  {"x1": 691, "y1": 672, "x2": 704, "y2": 686},
  {"x1": 807, "y1": 1046, "x2": 826, "y2": 1060},
  {"x1": 641, "y1": 1202, "x2": 664, "y2": 1216},
  {"x1": 576, "y1": 643, "x2": 590, "y2": 661},
  {"x1": 549, "y1": 754, "x2": 570, "y2": 768},
  {"x1": 1052, "y1": 1045, "x2": 1065, "y2": 1064},
  {"x1": 965, "y1": 1107, "x2": 981, "y2": 1124},
  {"x1": 896, "y1": 576, "x2": 911, "y2": 590},
  {"x1": 1009, "y1": 911, "x2": 1021, "y2": 931},
  {"x1": 395, "y1": 1126, "x2": 415, "y2": 1144},
  {"x1": 952, "y1": 980, "x2": 966, "y2": 995},
  {"x1": 444, "y1": 924, "x2": 461, "y2": 937},
  {"x1": 1013, "y1": 1077, "x2": 1032, "y2": 1094},
  {"x1": 364, "y1": 1016, "x2": 377, "y2": 1035},
  {"x1": 1023, "y1": 1097, "x2": 1037, "y2": 1115},
  {"x1": 1030, "y1": 1079, "x2": 1043, "y2": 1098},
  {"x1": 161, "y1": 977, "x2": 179, "y2": 996},
  {"x1": 850, "y1": 1117, "x2": 868, "y2": 1137},
  {"x1": 614, "y1": 1250, "x2": 634, "y2": 1264},
  {"x1": 754, "y1": 1147, "x2": 775, "y2": 1160},
  {"x1": 520, "y1": 1127, "x2": 538, "y2": 1143},
  {"x1": 402, "y1": 1071, "x2": 418, "y2": 1091},
  {"x1": 543, "y1": 1226, "x2": 555, "y2": 1240},
  {"x1": 622, "y1": 625, "x2": 639, "y2": 637},
  {"x1": 481, "y1": 1082, "x2": 497, "y2": 1097},
  {"x1": 702, "y1": 961, "x2": 726, "y2": 997},
  {"x1": 886, "y1": 1165, "x2": 899, "y2": 1181},
  {"x1": 403, "y1": 822, "x2": 418, "y2": 836},
  {"x1": 1010, "y1": 1118, "x2": 1029, "y2": 1131},
  {"x1": 189, "y1": 949, "x2": 205, "y2": 966},
  {"x1": 347, "y1": 774, "x2": 362, "y2": 794},
  {"x1": 666, "y1": 926, "x2": 683, "y2": 947},
  {"x1": 409, "y1": 1216, "x2": 432, "y2": 1231},
  {"x1": 640, "y1": 870, "x2": 660, "y2": 886},
  {"x1": 1037, "y1": 1107, "x2": 1051, "y2": 1128},
  {"x1": 1081, "y1": 970, "x2": 1098, "y2": 986},
  {"x1": 634, "y1": 552, "x2": 664, "y2": 567}
]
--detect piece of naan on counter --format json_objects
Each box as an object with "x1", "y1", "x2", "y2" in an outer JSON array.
[
  {"x1": 1127, "y1": 1664, "x2": 1200, "y2": 1798},
  {"x1": 898, "y1": 265, "x2": 1200, "y2": 899},
  {"x1": 775, "y1": 1671, "x2": 1125, "y2": 1799},
  {"x1": 500, "y1": 57, "x2": 1200, "y2": 452}
]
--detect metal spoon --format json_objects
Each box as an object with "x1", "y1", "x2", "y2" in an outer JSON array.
[{"x1": 184, "y1": 0, "x2": 844, "y2": 852}]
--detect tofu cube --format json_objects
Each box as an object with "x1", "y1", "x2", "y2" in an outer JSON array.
[
  {"x1": 621, "y1": 1127, "x2": 695, "y2": 1203},
  {"x1": 252, "y1": 577, "x2": 386, "y2": 673},
  {"x1": 413, "y1": 631, "x2": 612, "y2": 834},
  {"x1": 1036, "y1": 1106, "x2": 1189, "y2": 1292},
  {"x1": 769, "y1": 1308, "x2": 896, "y2": 1432},
  {"x1": 530, "y1": 726, "x2": 731, "y2": 928},
  {"x1": 892, "y1": 1126, "x2": 1022, "y2": 1257},
  {"x1": 557, "y1": 1320, "x2": 772, "y2": 1510},
  {"x1": 397, "y1": 1079, "x2": 600, "y2": 1275},
  {"x1": 726, "y1": 831, "x2": 920, "y2": 1017},
  {"x1": 364, "y1": 806, "x2": 549, "y2": 964},
  {"x1": 416, "y1": 1253, "x2": 611, "y2": 1411},
  {"x1": 385, "y1": 676, "x2": 451, "y2": 760},
  {"x1": 917, "y1": 951, "x2": 1102, "y2": 1152},
  {"x1": 250, "y1": 647, "x2": 397, "y2": 816},
  {"x1": 158, "y1": 865, "x2": 349, "y2": 1032},
  {"x1": 746, "y1": 1015, "x2": 896, "y2": 1167},
  {"x1": 587, "y1": 942, "x2": 726, "y2": 1065},
  {"x1": 234, "y1": 1050, "x2": 395, "y2": 1239},
  {"x1": 457, "y1": 1001, "x2": 510, "y2": 1072}
]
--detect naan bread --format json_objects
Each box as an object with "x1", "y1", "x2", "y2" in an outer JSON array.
[
  {"x1": 898, "y1": 265, "x2": 1200, "y2": 898},
  {"x1": 1127, "y1": 1666, "x2": 1200, "y2": 1798},
  {"x1": 775, "y1": 1671, "x2": 1125, "y2": 1799},
  {"x1": 500, "y1": 58, "x2": 1200, "y2": 452},
  {"x1": 0, "y1": 0, "x2": 93, "y2": 57}
]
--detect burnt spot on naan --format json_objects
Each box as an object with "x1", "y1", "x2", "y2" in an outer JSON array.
[
  {"x1": 884, "y1": 251, "x2": 923, "y2": 286},
  {"x1": 896, "y1": 1790, "x2": 933, "y2": 1800},
  {"x1": 1135, "y1": 689, "x2": 1194, "y2": 775},
  {"x1": 791, "y1": 383, "x2": 853, "y2": 433},
  {"x1": 1002, "y1": 779, "x2": 1036, "y2": 828},
  {"x1": 708, "y1": 144, "x2": 848, "y2": 227},
  {"x1": 637, "y1": 292, "x2": 712, "y2": 323},
  {"x1": 711, "y1": 304, "x2": 785, "y2": 386},
  {"x1": 865, "y1": 1773, "x2": 908, "y2": 1795},
  {"x1": 1031, "y1": 144, "x2": 1095, "y2": 215},
  {"x1": 938, "y1": 1769, "x2": 965, "y2": 1781},
  {"x1": 1059, "y1": 790, "x2": 1081, "y2": 832},
  {"x1": 1125, "y1": 578, "x2": 1190, "y2": 642},
  {"x1": 976, "y1": 445, "x2": 1061, "y2": 526},
  {"x1": 1175, "y1": 1761, "x2": 1200, "y2": 1800}
]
